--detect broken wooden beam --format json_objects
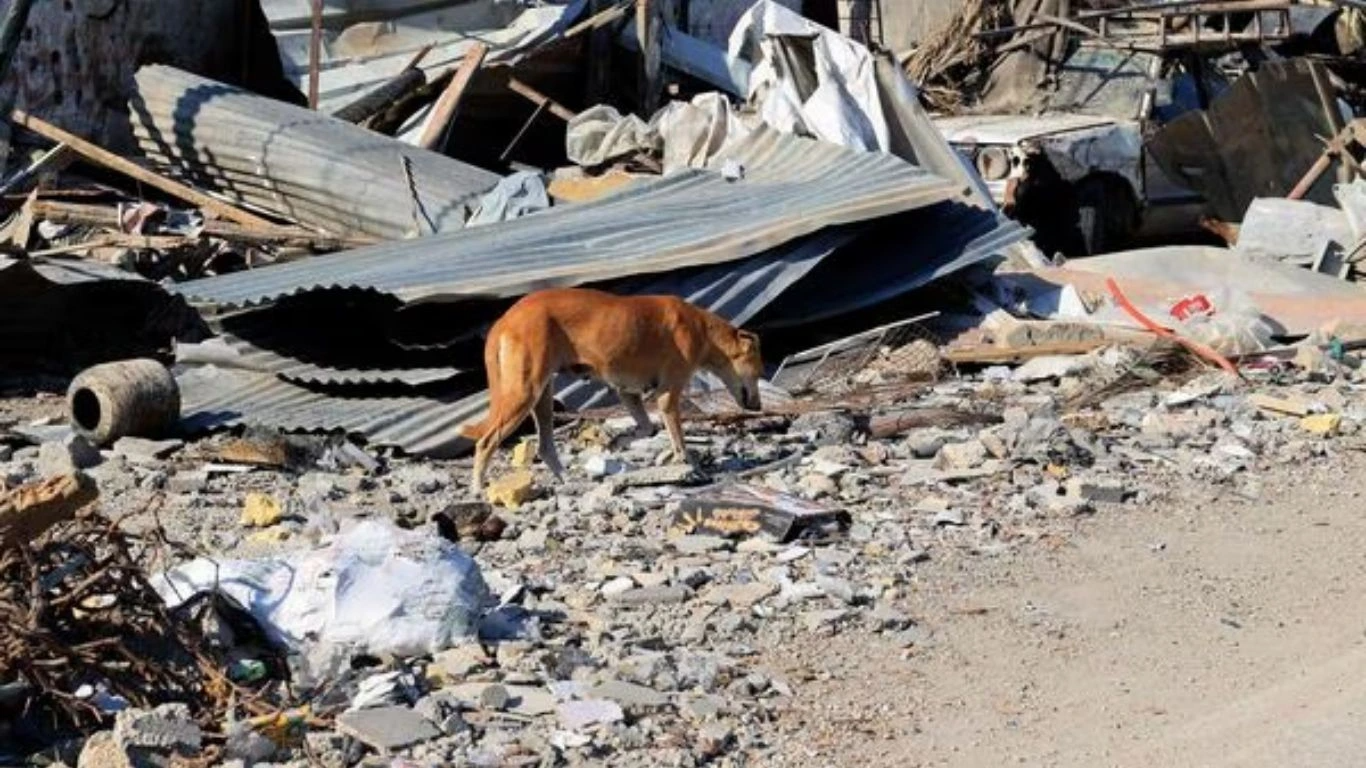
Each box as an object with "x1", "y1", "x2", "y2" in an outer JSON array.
[
  {"x1": 417, "y1": 42, "x2": 488, "y2": 151},
  {"x1": 308, "y1": 0, "x2": 324, "y2": 110},
  {"x1": 26, "y1": 199, "x2": 372, "y2": 248},
  {"x1": 506, "y1": 78, "x2": 577, "y2": 122},
  {"x1": 636, "y1": 0, "x2": 662, "y2": 115},
  {"x1": 10, "y1": 110, "x2": 282, "y2": 230},
  {"x1": 0, "y1": 473, "x2": 98, "y2": 550}
]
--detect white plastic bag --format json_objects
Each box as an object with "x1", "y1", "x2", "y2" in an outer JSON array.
[{"x1": 152, "y1": 519, "x2": 489, "y2": 676}]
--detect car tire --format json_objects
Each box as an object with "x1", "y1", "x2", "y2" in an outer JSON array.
[{"x1": 1075, "y1": 176, "x2": 1138, "y2": 255}]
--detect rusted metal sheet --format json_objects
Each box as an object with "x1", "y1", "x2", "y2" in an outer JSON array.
[{"x1": 1147, "y1": 59, "x2": 1344, "y2": 221}]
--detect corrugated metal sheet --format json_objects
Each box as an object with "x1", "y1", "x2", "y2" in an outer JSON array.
[
  {"x1": 751, "y1": 202, "x2": 1031, "y2": 329},
  {"x1": 177, "y1": 365, "x2": 482, "y2": 457},
  {"x1": 269, "y1": 1, "x2": 585, "y2": 126},
  {"x1": 0, "y1": 257, "x2": 205, "y2": 380},
  {"x1": 262, "y1": 0, "x2": 474, "y2": 30},
  {"x1": 172, "y1": 126, "x2": 962, "y2": 308},
  {"x1": 175, "y1": 335, "x2": 462, "y2": 387},
  {"x1": 129, "y1": 65, "x2": 502, "y2": 240}
]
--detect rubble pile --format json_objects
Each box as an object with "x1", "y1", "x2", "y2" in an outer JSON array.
[{"x1": 7, "y1": 0, "x2": 1366, "y2": 765}]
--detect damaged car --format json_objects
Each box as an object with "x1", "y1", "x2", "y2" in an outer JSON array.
[{"x1": 936, "y1": 46, "x2": 1218, "y2": 256}]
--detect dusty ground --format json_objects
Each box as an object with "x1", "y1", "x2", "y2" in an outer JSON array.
[{"x1": 762, "y1": 452, "x2": 1366, "y2": 768}]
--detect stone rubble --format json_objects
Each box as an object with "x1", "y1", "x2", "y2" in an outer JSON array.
[{"x1": 9, "y1": 344, "x2": 1366, "y2": 767}]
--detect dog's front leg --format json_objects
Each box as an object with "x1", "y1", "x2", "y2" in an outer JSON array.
[
  {"x1": 657, "y1": 389, "x2": 689, "y2": 464},
  {"x1": 618, "y1": 391, "x2": 656, "y2": 438}
]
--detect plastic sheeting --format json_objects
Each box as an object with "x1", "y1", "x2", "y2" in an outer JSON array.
[
  {"x1": 153, "y1": 518, "x2": 489, "y2": 678},
  {"x1": 467, "y1": 171, "x2": 551, "y2": 228},
  {"x1": 728, "y1": 0, "x2": 889, "y2": 153}
]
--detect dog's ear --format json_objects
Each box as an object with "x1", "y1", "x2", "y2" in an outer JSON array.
[{"x1": 736, "y1": 329, "x2": 760, "y2": 352}]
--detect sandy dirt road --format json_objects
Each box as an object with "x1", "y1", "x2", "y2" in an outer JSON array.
[{"x1": 761, "y1": 453, "x2": 1366, "y2": 767}]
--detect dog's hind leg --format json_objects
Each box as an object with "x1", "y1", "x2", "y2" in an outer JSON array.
[
  {"x1": 472, "y1": 389, "x2": 537, "y2": 494},
  {"x1": 618, "y1": 391, "x2": 656, "y2": 438},
  {"x1": 531, "y1": 385, "x2": 565, "y2": 483},
  {"x1": 657, "y1": 388, "x2": 689, "y2": 464}
]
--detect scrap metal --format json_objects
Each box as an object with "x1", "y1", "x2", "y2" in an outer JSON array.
[
  {"x1": 171, "y1": 125, "x2": 963, "y2": 309},
  {"x1": 128, "y1": 65, "x2": 503, "y2": 240}
]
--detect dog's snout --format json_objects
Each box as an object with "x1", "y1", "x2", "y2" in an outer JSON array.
[{"x1": 741, "y1": 386, "x2": 761, "y2": 412}]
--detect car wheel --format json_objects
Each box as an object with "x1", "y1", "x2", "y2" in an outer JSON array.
[{"x1": 1076, "y1": 176, "x2": 1138, "y2": 255}]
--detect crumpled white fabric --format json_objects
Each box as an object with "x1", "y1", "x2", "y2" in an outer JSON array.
[
  {"x1": 566, "y1": 94, "x2": 754, "y2": 173},
  {"x1": 727, "y1": 0, "x2": 889, "y2": 153}
]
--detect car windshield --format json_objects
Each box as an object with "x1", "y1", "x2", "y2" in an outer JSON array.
[{"x1": 1040, "y1": 48, "x2": 1163, "y2": 119}]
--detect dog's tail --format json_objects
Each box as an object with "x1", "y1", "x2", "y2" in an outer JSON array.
[{"x1": 459, "y1": 325, "x2": 504, "y2": 441}]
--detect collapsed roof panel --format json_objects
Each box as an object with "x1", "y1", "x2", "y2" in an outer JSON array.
[
  {"x1": 129, "y1": 65, "x2": 503, "y2": 240},
  {"x1": 266, "y1": 0, "x2": 586, "y2": 122},
  {"x1": 177, "y1": 365, "x2": 482, "y2": 457},
  {"x1": 170, "y1": 125, "x2": 963, "y2": 309}
]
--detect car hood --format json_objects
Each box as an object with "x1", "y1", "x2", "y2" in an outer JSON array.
[{"x1": 933, "y1": 113, "x2": 1120, "y2": 145}]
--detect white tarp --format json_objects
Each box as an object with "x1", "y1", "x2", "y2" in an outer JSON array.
[
  {"x1": 727, "y1": 0, "x2": 889, "y2": 153},
  {"x1": 152, "y1": 519, "x2": 488, "y2": 677},
  {"x1": 566, "y1": 93, "x2": 754, "y2": 173}
]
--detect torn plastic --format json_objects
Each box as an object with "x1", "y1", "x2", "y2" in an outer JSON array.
[
  {"x1": 727, "y1": 0, "x2": 888, "y2": 153},
  {"x1": 151, "y1": 518, "x2": 489, "y2": 679},
  {"x1": 467, "y1": 171, "x2": 550, "y2": 228}
]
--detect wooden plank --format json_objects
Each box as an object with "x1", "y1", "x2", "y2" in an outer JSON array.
[
  {"x1": 507, "y1": 78, "x2": 577, "y2": 122},
  {"x1": 943, "y1": 339, "x2": 1114, "y2": 365},
  {"x1": 28, "y1": 199, "x2": 373, "y2": 247},
  {"x1": 308, "y1": 0, "x2": 324, "y2": 110},
  {"x1": 0, "y1": 473, "x2": 98, "y2": 549},
  {"x1": 417, "y1": 42, "x2": 488, "y2": 151},
  {"x1": 637, "y1": 0, "x2": 662, "y2": 115},
  {"x1": 10, "y1": 110, "x2": 281, "y2": 230}
]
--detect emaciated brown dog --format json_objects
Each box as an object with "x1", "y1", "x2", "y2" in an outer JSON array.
[{"x1": 460, "y1": 288, "x2": 764, "y2": 491}]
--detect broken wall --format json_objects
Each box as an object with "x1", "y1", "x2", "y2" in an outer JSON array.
[{"x1": 0, "y1": 0, "x2": 300, "y2": 152}]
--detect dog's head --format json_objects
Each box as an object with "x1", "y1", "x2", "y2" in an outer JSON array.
[{"x1": 723, "y1": 329, "x2": 764, "y2": 412}]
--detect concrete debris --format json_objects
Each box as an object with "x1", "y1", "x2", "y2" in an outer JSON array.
[{"x1": 335, "y1": 706, "x2": 441, "y2": 753}]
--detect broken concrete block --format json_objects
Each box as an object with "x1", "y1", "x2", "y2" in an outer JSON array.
[
  {"x1": 1066, "y1": 477, "x2": 1127, "y2": 504},
  {"x1": 428, "y1": 644, "x2": 492, "y2": 684},
  {"x1": 557, "y1": 699, "x2": 624, "y2": 731},
  {"x1": 80, "y1": 704, "x2": 203, "y2": 768},
  {"x1": 588, "y1": 679, "x2": 669, "y2": 711},
  {"x1": 511, "y1": 437, "x2": 536, "y2": 468},
  {"x1": 583, "y1": 454, "x2": 627, "y2": 479},
  {"x1": 239, "y1": 492, "x2": 283, "y2": 527},
  {"x1": 111, "y1": 437, "x2": 184, "y2": 461},
  {"x1": 933, "y1": 439, "x2": 987, "y2": 471},
  {"x1": 613, "y1": 463, "x2": 707, "y2": 488},
  {"x1": 486, "y1": 470, "x2": 535, "y2": 509},
  {"x1": 165, "y1": 471, "x2": 208, "y2": 495},
  {"x1": 37, "y1": 434, "x2": 101, "y2": 477},
  {"x1": 702, "y1": 581, "x2": 778, "y2": 608},
  {"x1": 1300, "y1": 413, "x2": 1343, "y2": 437},
  {"x1": 336, "y1": 706, "x2": 440, "y2": 752},
  {"x1": 609, "y1": 585, "x2": 691, "y2": 606},
  {"x1": 1248, "y1": 393, "x2": 1312, "y2": 417}
]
